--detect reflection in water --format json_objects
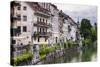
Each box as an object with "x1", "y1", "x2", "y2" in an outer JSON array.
[
  {"x1": 44, "y1": 44, "x2": 97, "y2": 64},
  {"x1": 17, "y1": 43, "x2": 97, "y2": 66}
]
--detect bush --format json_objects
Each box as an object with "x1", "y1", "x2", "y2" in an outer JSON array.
[
  {"x1": 39, "y1": 46, "x2": 56, "y2": 55},
  {"x1": 83, "y1": 38, "x2": 92, "y2": 46},
  {"x1": 39, "y1": 54, "x2": 46, "y2": 60},
  {"x1": 12, "y1": 52, "x2": 33, "y2": 65},
  {"x1": 54, "y1": 44, "x2": 61, "y2": 49},
  {"x1": 67, "y1": 40, "x2": 78, "y2": 48},
  {"x1": 39, "y1": 46, "x2": 56, "y2": 60},
  {"x1": 64, "y1": 42, "x2": 68, "y2": 48}
]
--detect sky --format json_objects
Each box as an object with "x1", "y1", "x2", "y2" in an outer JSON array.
[{"x1": 54, "y1": 3, "x2": 97, "y2": 25}]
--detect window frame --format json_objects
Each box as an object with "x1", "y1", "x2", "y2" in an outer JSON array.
[
  {"x1": 23, "y1": 15, "x2": 27, "y2": 21},
  {"x1": 23, "y1": 26, "x2": 27, "y2": 32},
  {"x1": 17, "y1": 6, "x2": 21, "y2": 10},
  {"x1": 23, "y1": 6, "x2": 27, "y2": 10},
  {"x1": 12, "y1": 39, "x2": 16, "y2": 44}
]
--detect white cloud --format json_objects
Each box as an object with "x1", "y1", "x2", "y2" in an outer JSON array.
[{"x1": 54, "y1": 3, "x2": 97, "y2": 25}]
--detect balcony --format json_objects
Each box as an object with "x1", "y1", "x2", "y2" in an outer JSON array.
[
  {"x1": 33, "y1": 32, "x2": 52, "y2": 37},
  {"x1": 13, "y1": 45, "x2": 30, "y2": 51},
  {"x1": 34, "y1": 21, "x2": 52, "y2": 28},
  {"x1": 34, "y1": 6, "x2": 51, "y2": 18},
  {"x1": 11, "y1": 15, "x2": 21, "y2": 23},
  {"x1": 11, "y1": 28, "x2": 21, "y2": 37},
  {"x1": 11, "y1": 15, "x2": 17, "y2": 22},
  {"x1": 39, "y1": 32, "x2": 52, "y2": 37}
]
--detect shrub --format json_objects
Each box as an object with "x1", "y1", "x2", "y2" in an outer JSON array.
[
  {"x1": 67, "y1": 40, "x2": 77, "y2": 48},
  {"x1": 12, "y1": 52, "x2": 33, "y2": 65},
  {"x1": 39, "y1": 54, "x2": 46, "y2": 60},
  {"x1": 64, "y1": 42, "x2": 68, "y2": 48},
  {"x1": 83, "y1": 38, "x2": 92, "y2": 46}
]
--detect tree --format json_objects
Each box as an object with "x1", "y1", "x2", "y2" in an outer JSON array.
[
  {"x1": 80, "y1": 19, "x2": 92, "y2": 39},
  {"x1": 91, "y1": 27, "x2": 97, "y2": 41}
]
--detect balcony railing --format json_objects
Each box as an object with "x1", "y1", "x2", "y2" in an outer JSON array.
[
  {"x1": 39, "y1": 32, "x2": 52, "y2": 37},
  {"x1": 11, "y1": 28, "x2": 21, "y2": 37},
  {"x1": 34, "y1": 6, "x2": 51, "y2": 18},
  {"x1": 34, "y1": 21, "x2": 52, "y2": 28},
  {"x1": 11, "y1": 15, "x2": 21, "y2": 23},
  {"x1": 33, "y1": 32, "x2": 52, "y2": 37}
]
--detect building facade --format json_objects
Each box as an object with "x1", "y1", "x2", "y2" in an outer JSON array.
[{"x1": 11, "y1": 1, "x2": 80, "y2": 64}]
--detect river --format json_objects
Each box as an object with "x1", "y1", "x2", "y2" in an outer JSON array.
[
  {"x1": 42, "y1": 45, "x2": 97, "y2": 64},
  {"x1": 17, "y1": 43, "x2": 97, "y2": 66}
]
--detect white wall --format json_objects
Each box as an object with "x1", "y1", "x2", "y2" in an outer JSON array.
[{"x1": 13, "y1": 2, "x2": 35, "y2": 45}]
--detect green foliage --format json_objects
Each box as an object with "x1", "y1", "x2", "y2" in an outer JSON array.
[
  {"x1": 83, "y1": 38, "x2": 92, "y2": 46},
  {"x1": 54, "y1": 44, "x2": 61, "y2": 49},
  {"x1": 39, "y1": 43, "x2": 62, "y2": 60},
  {"x1": 12, "y1": 52, "x2": 33, "y2": 65},
  {"x1": 91, "y1": 27, "x2": 97, "y2": 41},
  {"x1": 67, "y1": 40, "x2": 74, "y2": 48},
  {"x1": 80, "y1": 18, "x2": 97, "y2": 47},
  {"x1": 64, "y1": 42, "x2": 68, "y2": 48},
  {"x1": 80, "y1": 19, "x2": 92, "y2": 39},
  {"x1": 82, "y1": 46, "x2": 96, "y2": 61},
  {"x1": 39, "y1": 54, "x2": 46, "y2": 60},
  {"x1": 39, "y1": 46, "x2": 56, "y2": 56}
]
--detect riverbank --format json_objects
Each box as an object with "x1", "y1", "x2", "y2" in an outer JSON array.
[
  {"x1": 17, "y1": 42, "x2": 97, "y2": 66},
  {"x1": 33, "y1": 46, "x2": 78, "y2": 65},
  {"x1": 33, "y1": 43, "x2": 97, "y2": 65}
]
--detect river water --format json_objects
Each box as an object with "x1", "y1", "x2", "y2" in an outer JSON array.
[
  {"x1": 43, "y1": 45, "x2": 97, "y2": 64},
  {"x1": 17, "y1": 43, "x2": 97, "y2": 66}
]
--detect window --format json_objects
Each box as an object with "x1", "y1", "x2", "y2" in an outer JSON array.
[
  {"x1": 45, "y1": 37, "x2": 47, "y2": 42},
  {"x1": 44, "y1": 3, "x2": 45, "y2": 8},
  {"x1": 23, "y1": 26, "x2": 27, "y2": 32},
  {"x1": 56, "y1": 37, "x2": 58, "y2": 43},
  {"x1": 46, "y1": 19, "x2": 47, "y2": 23},
  {"x1": 49, "y1": 4, "x2": 50, "y2": 10},
  {"x1": 17, "y1": 26, "x2": 21, "y2": 34},
  {"x1": 23, "y1": 15, "x2": 27, "y2": 21},
  {"x1": 20, "y1": 43, "x2": 23, "y2": 45},
  {"x1": 43, "y1": 19, "x2": 44, "y2": 22},
  {"x1": 40, "y1": 18, "x2": 41, "y2": 22},
  {"x1": 46, "y1": 3, "x2": 48, "y2": 9},
  {"x1": 12, "y1": 40, "x2": 16, "y2": 44},
  {"x1": 43, "y1": 28, "x2": 44, "y2": 33},
  {"x1": 71, "y1": 37, "x2": 73, "y2": 40},
  {"x1": 46, "y1": 28, "x2": 47, "y2": 32},
  {"x1": 17, "y1": 6, "x2": 21, "y2": 10},
  {"x1": 23, "y1": 6, "x2": 27, "y2": 10},
  {"x1": 68, "y1": 25, "x2": 71, "y2": 32},
  {"x1": 17, "y1": 15, "x2": 21, "y2": 20},
  {"x1": 38, "y1": 37, "x2": 40, "y2": 42},
  {"x1": 40, "y1": 28, "x2": 41, "y2": 33}
]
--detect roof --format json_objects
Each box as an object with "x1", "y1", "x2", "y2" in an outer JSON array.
[
  {"x1": 59, "y1": 10, "x2": 78, "y2": 26},
  {"x1": 50, "y1": 3, "x2": 59, "y2": 10}
]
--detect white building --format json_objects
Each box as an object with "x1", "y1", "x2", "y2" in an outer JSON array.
[
  {"x1": 11, "y1": 1, "x2": 34, "y2": 57},
  {"x1": 11, "y1": 1, "x2": 53, "y2": 59},
  {"x1": 50, "y1": 4, "x2": 60, "y2": 44},
  {"x1": 67, "y1": 16, "x2": 79, "y2": 41},
  {"x1": 11, "y1": 1, "x2": 80, "y2": 63}
]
